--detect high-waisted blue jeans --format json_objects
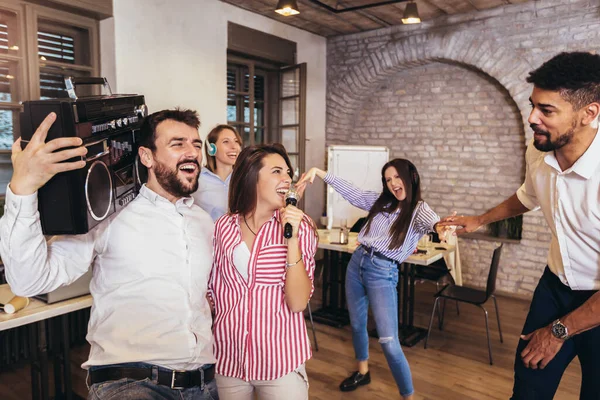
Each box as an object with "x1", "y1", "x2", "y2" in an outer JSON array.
[{"x1": 345, "y1": 246, "x2": 414, "y2": 397}]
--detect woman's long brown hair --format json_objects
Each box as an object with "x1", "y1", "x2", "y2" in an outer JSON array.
[
  {"x1": 362, "y1": 158, "x2": 422, "y2": 250},
  {"x1": 229, "y1": 143, "x2": 292, "y2": 216},
  {"x1": 229, "y1": 143, "x2": 318, "y2": 240}
]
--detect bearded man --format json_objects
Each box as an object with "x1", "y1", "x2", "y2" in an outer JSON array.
[
  {"x1": 0, "y1": 108, "x2": 218, "y2": 400},
  {"x1": 438, "y1": 52, "x2": 600, "y2": 400}
]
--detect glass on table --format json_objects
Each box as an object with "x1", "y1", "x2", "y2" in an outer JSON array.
[{"x1": 418, "y1": 234, "x2": 432, "y2": 248}]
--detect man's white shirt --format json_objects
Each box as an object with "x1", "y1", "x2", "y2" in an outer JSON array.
[
  {"x1": 517, "y1": 128, "x2": 600, "y2": 290},
  {"x1": 0, "y1": 184, "x2": 216, "y2": 369}
]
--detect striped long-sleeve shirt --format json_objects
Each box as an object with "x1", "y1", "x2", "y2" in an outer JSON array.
[
  {"x1": 209, "y1": 211, "x2": 317, "y2": 381},
  {"x1": 324, "y1": 172, "x2": 440, "y2": 263}
]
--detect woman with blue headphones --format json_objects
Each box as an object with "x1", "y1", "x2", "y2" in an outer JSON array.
[{"x1": 192, "y1": 124, "x2": 243, "y2": 221}]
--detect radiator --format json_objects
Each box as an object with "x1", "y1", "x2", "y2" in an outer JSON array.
[{"x1": 0, "y1": 268, "x2": 89, "y2": 370}]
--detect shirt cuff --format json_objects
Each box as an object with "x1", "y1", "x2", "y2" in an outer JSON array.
[
  {"x1": 323, "y1": 172, "x2": 335, "y2": 185},
  {"x1": 430, "y1": 215, "x2": 441, "y2": 232},
  {"x1": 5, "y1": 184, "x2": 39, "y2": 217}
]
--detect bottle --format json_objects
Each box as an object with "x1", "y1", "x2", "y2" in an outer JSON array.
[{"x1": 339, "y1": 219, "x2": 348, "y2": 244}]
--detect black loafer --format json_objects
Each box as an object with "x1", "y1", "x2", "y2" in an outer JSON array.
[{"x1": 339, "y1": 371, "x2": 371, "y2": 392}]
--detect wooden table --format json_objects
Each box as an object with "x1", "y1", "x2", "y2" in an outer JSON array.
[
  {"x1": 0, "y1": 285, "x2": 92, "y2": 400},
  {"x1": 315, "y1": 229, "x2": 455, "y2": 347}
]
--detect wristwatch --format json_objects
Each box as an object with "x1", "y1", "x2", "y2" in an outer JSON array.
[{"x1": 551, "y1": 319, "x2": 570, "y2": 340}]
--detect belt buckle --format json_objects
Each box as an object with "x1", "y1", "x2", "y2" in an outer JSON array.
[{"x1": 171, "y1": 370, "x2": 187, "y2": 390}]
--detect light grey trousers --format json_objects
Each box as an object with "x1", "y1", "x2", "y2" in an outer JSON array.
[{"x1": 215, "y1": 364, "x2": 309, "y2": 400}]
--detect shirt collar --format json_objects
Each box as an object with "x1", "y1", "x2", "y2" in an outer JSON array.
[
  {"x1": 139, "y1": 184, "x2": 195, "y2": 208},
  {"x1": 544, "y1": 126, "x2": 600, "y2": 179},
  {"x1": 229, "y1": 210, "x2": 281, "y2": 227}
]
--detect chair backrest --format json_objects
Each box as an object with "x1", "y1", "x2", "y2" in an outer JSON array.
[
  {"x1": 485, "y1": 244, "x2": 504, "y2": 299},
  {"x1": 350, "y1": 217, "x2": 367, "y2": 233}
]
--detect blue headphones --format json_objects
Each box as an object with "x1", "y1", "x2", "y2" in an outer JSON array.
[{"x1": 207, "y1": 142, "x2": 217, "y2": 156}]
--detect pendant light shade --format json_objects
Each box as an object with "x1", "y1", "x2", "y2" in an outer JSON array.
[
  {"x1": 275, "y1": 0, "x2": 300, "y2": 16},
  {"x1": 402, "y1": 2, "x2": 421, "y2": 24}
]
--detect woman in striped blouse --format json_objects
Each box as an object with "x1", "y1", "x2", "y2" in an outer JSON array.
[
  {"x1": 209, "y1": 143, "x2": 317, "y2": 400},
  {"x1": 298, "y1": 158, "x2": 449, "y2": 400}
]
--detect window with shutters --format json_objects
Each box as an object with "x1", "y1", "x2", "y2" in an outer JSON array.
[
  {"x1": 226, "y1": 54, "x2": 306, "y2": 174},
  {"x1": 0, "y1": 1, "x2": 99, "y2": 152},
  {"x1": 227, "y1": 61, "x2": 271, "y2": 147},
  {"x1": 0, "y1": 6, "x2": 23, "y2": 150}
]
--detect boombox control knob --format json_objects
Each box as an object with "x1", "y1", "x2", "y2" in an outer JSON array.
[
  {"x1": 108, "y1": 120, "x2": 116, "y2": 130},
  {"x1": 122, "y1": 118, "x2": 128, "y2": 126},
  {"x1": 135, "y1": 104, "x2": 148, "y2": 119}
]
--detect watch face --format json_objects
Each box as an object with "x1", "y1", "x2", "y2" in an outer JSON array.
[{"x1": 552, "y1": 322, "x2": 567, "y2": 338}]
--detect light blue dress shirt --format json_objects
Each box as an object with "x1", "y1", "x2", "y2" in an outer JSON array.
[{"x1": 193, "y1": 168, "x2": 231, "y2": 221}]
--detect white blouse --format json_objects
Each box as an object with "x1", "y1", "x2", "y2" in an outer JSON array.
[{"x1": 232, "y1": 241, "x2": 251, "y2": 282}]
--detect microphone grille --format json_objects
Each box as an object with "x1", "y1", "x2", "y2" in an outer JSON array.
[{"x1": 285, "y1": 189, "x2": 298, "y2": 200}]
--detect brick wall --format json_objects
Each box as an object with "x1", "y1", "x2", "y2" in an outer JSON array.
[{"x1": 325, "y1": 0, "x2": 599, "y2": 297}]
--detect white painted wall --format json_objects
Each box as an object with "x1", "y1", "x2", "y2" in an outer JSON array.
[{"x1": 101, "y1": 0, "x2": 327, "y2": 219}]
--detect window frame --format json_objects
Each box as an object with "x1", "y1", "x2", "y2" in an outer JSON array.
[
  {"x1": 0, "y1": 2, "x2": 28, "y2": 151},
  {"x1": 0, "y1": 0, "x2": 100, "y2": 154},
  {"x1": 227, "y1": 53, "x2": 283, "y2": 147}
]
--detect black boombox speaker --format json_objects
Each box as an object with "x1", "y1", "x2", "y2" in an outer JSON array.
[{"x1": 20, "y1": 77, "x2": 147, "y2": 235}]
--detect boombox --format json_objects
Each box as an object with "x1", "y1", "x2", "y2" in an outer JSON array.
[{"x1": 20, "y1": 77, "x2": 147, "y2": 235}]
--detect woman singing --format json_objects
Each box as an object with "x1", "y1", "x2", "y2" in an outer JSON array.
[{"x1": 209, "y1": 144, "x2": 317, "y2": 400}]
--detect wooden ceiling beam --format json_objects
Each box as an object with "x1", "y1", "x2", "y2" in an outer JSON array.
[
  {"x1": 306, "y1": 0, "x2": 410, "y2": 13},
  {"x1": 250, "y1": 0, "x2": 345, "y2": 35},
  {"x1": 299, "y1": 0, "x2": 364, "y2": 31},
  {"x1": 221, "y1": 0, "x2": 537, "y2": 38}
]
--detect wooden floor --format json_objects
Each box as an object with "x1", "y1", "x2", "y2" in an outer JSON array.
[{"x1": 0, "y1": 284, "x2": 582, "y2": 399}]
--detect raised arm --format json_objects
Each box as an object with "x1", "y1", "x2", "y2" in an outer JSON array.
[
  {"x1": 297, "y1": 167, "x2": 380, "y2": 212},
  {"x1": 0, "y1": 112, "x2": 96, "y2": 297}
]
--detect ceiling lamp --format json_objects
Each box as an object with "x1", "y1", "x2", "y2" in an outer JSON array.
[
  {"x1": 402, "y1": 1, "x2": 421, "y2": 24},
  {"x1": 275, "y1": 0, "x2": 300, "y2": 16}
]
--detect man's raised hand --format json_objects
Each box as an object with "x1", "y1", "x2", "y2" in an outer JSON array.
[{"x1": 10, "y1": 112, "x2": 87, "y2": 195}]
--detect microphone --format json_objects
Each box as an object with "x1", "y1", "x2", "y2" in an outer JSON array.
[{"x1": 284, "y1": 187, "x2": 298, "y2": 239}]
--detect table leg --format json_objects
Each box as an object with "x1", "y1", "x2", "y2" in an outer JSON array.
[
  {"x1": 330, "y1": 251, "x2": 339, "y2": 309},
  {"x1": 399, "y1": 263, "x2": 428, "y2": 347},
  {"x1": 321, "y1": 250, "x2": 329, "y2": 308},
  {"x1": 29, "y1": 323, "x2": 40, "y2": 400},
  {"x1": 51, "y1": 314, "x2": 85, "y2": 400},
  {"x1": 28, "y1": 321, "x2": 50, "y2": 400},
  {"x1": 61, "y1": 315, "x2": 74, "y2": 400},
  {"x1": 311, "y1": 250, "x2": 350, "y2": 328},
  {"x1": 51, "y1": 319, "x2": 63, "y2": 396}
]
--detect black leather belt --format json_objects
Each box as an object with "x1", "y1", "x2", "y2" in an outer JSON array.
[
  {"x1": 89, "y1": 364, "x2": 215, "y2": 389},
  {"x1": 361, "y1": 245, "x2": 397, "y2": 264}
]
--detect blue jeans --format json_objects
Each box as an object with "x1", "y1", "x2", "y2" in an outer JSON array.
[
  {"x1": 345, "y1": 247, "x2": 414, "y2": 397},
  {"x1": 512, "y1": 267, "x2": 600, "y2": 400},
  {"x1": 87, "y1": 363, "x2": 218, "y2": 400}
]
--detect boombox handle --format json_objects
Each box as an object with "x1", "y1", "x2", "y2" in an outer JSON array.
[{"x1": 64, "y1": 77, "x2": 113, "y2": 100}]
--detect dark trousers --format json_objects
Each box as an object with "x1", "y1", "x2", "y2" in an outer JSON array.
[{"x1": 512, "y1": 267, "x2": 600, "y2": 400}]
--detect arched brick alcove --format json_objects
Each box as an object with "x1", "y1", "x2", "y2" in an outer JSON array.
[
  {"x1": 327, "y1": 32, "x2": 535, "y2": 144},
  {"x1": 325, "y1": 32, "x2": 552, "y2": 295}
]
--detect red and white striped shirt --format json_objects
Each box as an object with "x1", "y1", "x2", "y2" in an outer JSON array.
[{"x1": 210, "y1": 211, "x2": 317, "y2": 381}]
